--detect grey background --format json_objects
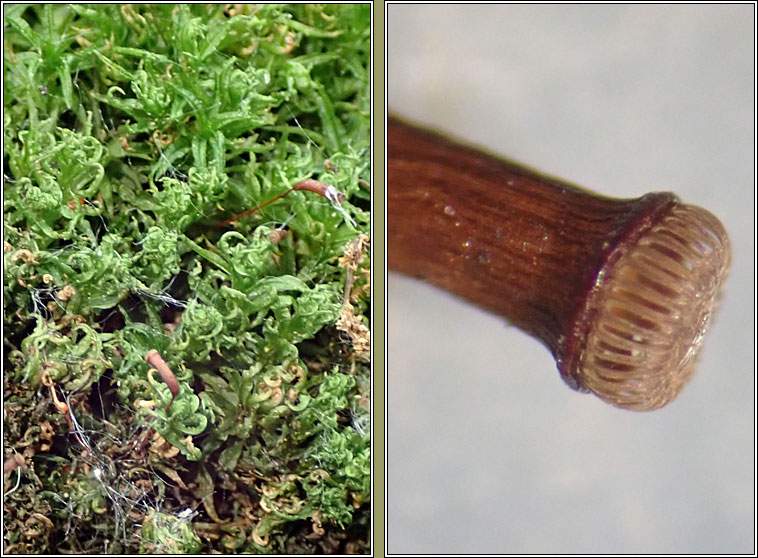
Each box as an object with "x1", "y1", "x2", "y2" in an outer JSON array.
[{"x1": 387, "y1": 4, "x2": 755, "y2": 554}]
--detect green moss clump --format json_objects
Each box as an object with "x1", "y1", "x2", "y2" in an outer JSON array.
[{"x1": 3, "y1": 4, "x2": 370, "y2": 554}]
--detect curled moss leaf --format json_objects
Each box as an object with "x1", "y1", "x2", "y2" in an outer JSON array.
[{"x1": 140, "y1": 510, "x2": 203, "y2": 554}]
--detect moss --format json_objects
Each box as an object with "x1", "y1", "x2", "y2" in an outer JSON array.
[{"x1": 3, "y1": 4, "x2": 370, "y2": 554}]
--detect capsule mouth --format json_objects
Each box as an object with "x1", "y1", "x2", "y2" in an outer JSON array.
[{"x1": 575, "y1": 204, "x2": 731, "y2": 411}]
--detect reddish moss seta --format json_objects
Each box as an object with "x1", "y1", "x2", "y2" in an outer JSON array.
[
  {"x1": 388, "y1": 115, "x2": 730, "y2": 411},
  {"x1": 215, "y1": 178, "x2": 345, "y2": 228},
  {"x1": 4, "y1": 454, "x2": 24, "y2": 475},
  {"x1": 145, "y1": 349, "x2": 180, "y2": 405}
]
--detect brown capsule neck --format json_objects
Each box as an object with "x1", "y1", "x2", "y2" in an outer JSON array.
[{"x1": 387, "y1": 116, "x2": 678, "y2": 388}]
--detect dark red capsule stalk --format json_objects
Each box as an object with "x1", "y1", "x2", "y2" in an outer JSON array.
[
  {"x1": 4, "y1": 454, "x2": 24, "y2": 475},
  {"x1": 215, "y1": 179, "x2": 346, "y2": 228},
  {"x1": 215, "y1": 188, "x2": 295, "y2": 228},
  {"x1": 146, "y1": 349, "x2": 179, "y2": 410},
  {"x1": 388, "y1": 115, "x2": 730, "y2": 411}
]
